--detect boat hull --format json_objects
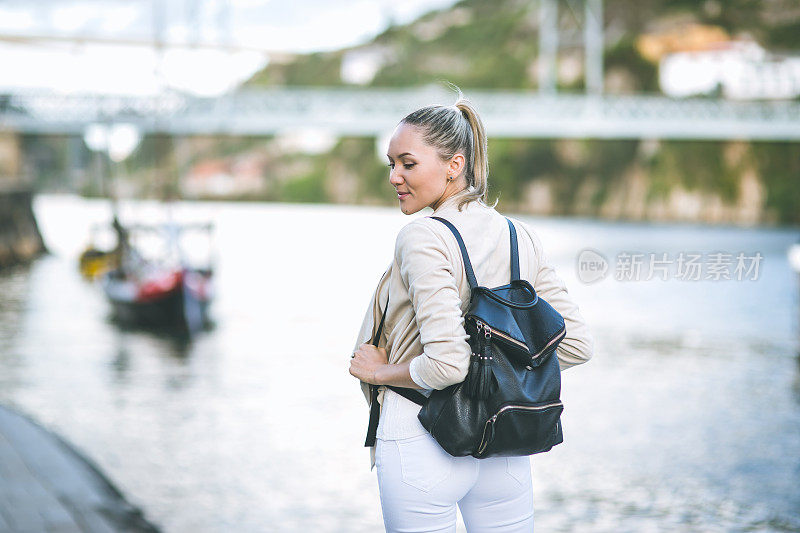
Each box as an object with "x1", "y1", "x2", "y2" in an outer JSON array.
[{"x1": 103, "y1": 269, "x2": 212, "y2": 333}]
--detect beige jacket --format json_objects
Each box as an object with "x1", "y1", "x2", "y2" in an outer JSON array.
[{"x1": 352, "y1": 191, "x2": 594, "y2": 469}]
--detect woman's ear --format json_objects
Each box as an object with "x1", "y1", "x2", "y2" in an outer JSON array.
[{"x1": 448, "y1": 153, "x2": 466, "y2": 179}]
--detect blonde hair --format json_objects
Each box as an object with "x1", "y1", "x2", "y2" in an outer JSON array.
[{"x1": 400, "y1": 85, "x2": 497, "y2": 211}]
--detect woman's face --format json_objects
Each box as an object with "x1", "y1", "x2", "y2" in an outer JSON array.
[{"x1": 386, "y1": 122, "x2": 463, "y2": 215}]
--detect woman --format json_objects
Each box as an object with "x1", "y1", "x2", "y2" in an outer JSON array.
[{"x1": 349, "y1": 90, "x2": 594, "y2": 532}]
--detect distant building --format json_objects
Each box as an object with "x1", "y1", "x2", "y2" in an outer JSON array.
[
  {"x1": 340, "y1": 47, "x2": 393, "y2": 85},
  {"x1": 659, "y1": 39, "x2": 800, "y2": 100},
  {"x1": 182, "y1": 155, "x2": 265, "y2": 198}
]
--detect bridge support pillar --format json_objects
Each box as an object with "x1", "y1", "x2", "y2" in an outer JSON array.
[
  {"x1": 538, "y1": 0, "x2": 558, "y2": 94},
  {"x1": 0, "y1": 131, "x2": 48, "y2": 269},
  {"x1": 0, "y1": 131, "x2": 22, "y2": 179},
  {"x1": 585, "y1": 0, "x2": 604, "y2": 95}
]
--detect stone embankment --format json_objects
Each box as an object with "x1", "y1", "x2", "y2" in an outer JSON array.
[
  {"x1": 0, "y1": 186, "x2": 47, "y2": 269},
  {"x1": 0, "y1": 403, "x2": 161, "y2": 532}
]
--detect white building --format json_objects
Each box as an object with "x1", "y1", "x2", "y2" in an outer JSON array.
[{"x1": 660, "y1": 40, "x2": 800, "y2": 100}]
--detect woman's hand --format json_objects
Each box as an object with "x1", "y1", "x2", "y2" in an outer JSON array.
[{"x1": 349, "y1": 343, "x2": 389, "y2": 385}]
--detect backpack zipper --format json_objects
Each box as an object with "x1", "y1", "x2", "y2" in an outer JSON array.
[
  {"x1": 474, "y1": 318, "x2": 566, "y2": 365},
  {"x1": 475, "y1": 318, "x2": 525, "y2": 349},
  {"x1": 475, "y1": 318, "x2": 567, "y2": 359},
  {"x1": 477, "y1": 401, "x2": 564, "y2": 455},
  {"x1": 533, "y1": 326, "x2": 566, "y2": 361}
]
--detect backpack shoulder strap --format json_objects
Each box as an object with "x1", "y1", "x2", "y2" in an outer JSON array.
[
  {"x1": 506, "y1": 218, "x2": 521, "y2": 281},
  {"x1": 372, "y1": 294, "x2": 389, "y2": 346},
  {"x1": 430, "y1": 215, "x2": 522, "y2": 285}
]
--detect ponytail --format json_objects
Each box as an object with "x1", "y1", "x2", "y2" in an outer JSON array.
[{"x1": 455, "y1": 96, "x2": 493, "y2": 210}]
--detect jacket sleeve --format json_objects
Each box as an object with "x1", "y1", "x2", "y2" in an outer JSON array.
[
  {"x1": 395, "y1": 221, "x2": 472, "y2": 390},
  {"x1": 519, "y1": 222, "x2": 594, "y2": 371}
]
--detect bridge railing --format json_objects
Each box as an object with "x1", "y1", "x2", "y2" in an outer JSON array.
[{"x1": 1, "y1": 88, "x2": 799, "y2": 140}]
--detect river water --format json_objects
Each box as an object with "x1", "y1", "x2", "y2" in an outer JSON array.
[{"x1": 0, "y1": 194, "x2": 798, "y2": 532}]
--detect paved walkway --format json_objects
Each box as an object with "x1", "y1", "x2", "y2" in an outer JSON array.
[{"x1": 0, "y1": 403, "x2": 161, "y2": 533}]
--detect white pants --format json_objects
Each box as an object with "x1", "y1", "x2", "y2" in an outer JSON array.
[{"x1": 375, "y1": 433, "x2": 535, "y2": 532}]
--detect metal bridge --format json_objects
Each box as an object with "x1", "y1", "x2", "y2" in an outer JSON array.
[{"x1": 1, "y1": 87, "x2": 799, "y2": 140}]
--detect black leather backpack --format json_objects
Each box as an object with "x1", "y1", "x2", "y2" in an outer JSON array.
[{"x1": 365, "y1": 216, "x2": 566, "y2": 458}]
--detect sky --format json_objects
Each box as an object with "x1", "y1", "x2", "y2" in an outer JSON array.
[{"x1": 0, "y1": 0, "x2": 459, "y2": 96}]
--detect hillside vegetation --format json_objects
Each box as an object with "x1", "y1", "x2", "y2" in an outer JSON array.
[
  {"x1": 239, "y1": 0, "x2": 800, "y2": 225},
  {"x1": 50, "y1": 0, "x2": 798, "y2": 226}
]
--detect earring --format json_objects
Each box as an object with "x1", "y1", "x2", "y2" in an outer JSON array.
[{"x1": 447, "y1": 175, "x2": 453, "y2": 181}]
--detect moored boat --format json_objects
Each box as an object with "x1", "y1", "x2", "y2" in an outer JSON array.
[
  {"x1": 101, "y1": 264, "x2": 213, "y2": 333},
  {"x1": 99, "y1": 220, "x2": 215, "y2": 334}
]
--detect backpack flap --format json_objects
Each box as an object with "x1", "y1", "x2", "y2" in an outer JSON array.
[{"x1": 467, "y1": 278, "x2": 566, "y2": 369}]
